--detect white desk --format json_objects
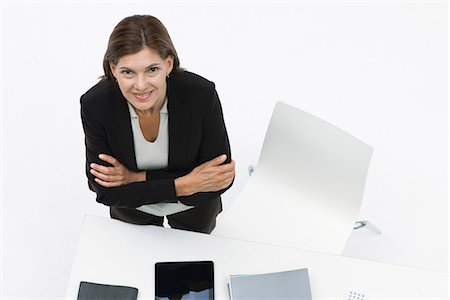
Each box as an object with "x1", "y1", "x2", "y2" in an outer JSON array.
[{"x1": 66, "y1": 216, "x2": 448, "y2": 299}]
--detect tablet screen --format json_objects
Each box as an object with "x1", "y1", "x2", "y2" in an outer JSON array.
[{"x1": 155, "y1": 261, "x2": 214, "y2": 300}]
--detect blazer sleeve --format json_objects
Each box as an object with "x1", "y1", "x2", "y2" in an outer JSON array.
[
  {"x1": 147, "y1": 85, "x2": 234, "y2": 206},
  {"x1": 81, "y1": 95, "x2": 179, "y2": 209}
]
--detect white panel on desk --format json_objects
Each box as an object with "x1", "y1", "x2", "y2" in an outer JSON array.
[{"x1": 213, "y1": 102, "x2": 373, "y2": 254}]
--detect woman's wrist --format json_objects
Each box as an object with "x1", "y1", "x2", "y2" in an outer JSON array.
[
  {"x1": 133, "y1": 171, "x2": 147, "y2": 183},
  {"x1": 174, "y1": 175, "x2": 195, "y2": 197}
]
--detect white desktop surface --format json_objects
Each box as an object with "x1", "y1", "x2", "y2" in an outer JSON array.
[{"x1": 65, "y1": 216, "x2": 448, "y2": 299}]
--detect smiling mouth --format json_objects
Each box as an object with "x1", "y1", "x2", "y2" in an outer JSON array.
[{"x1": 133, "y1": 91, "x2": 152, "y2": 100}]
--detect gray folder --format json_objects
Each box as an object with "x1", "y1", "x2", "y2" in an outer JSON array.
[{"x1": 229, "y1": 268, "x2": 312, "y2": 300}]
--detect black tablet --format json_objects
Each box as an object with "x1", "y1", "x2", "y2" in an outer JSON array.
[{"x1": 155, "y1": 261, "x2": 214, "y2": 300}]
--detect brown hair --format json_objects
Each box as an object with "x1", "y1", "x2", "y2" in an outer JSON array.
[{"x1": 101, "y1": 15, "x2": 181, "y2": 81}]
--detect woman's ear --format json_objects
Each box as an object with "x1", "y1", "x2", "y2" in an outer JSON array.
[
  {"x1": 166, "y1": 55, "x2": 174, "y2": 75},
  {"x1": 109, "y1": 62, "x2": 117, "y2": 79}
]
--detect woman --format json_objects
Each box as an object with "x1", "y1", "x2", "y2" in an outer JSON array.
[{"x1": 80, "y1": 15, "x2": 235, "y2": 233}]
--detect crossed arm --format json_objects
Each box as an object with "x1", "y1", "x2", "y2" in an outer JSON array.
[{"x1": 89, "y1": 153, "x2": 235, "y2": 197}]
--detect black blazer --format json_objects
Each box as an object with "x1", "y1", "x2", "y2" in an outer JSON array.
[{"x1": 80, "y1": 71, "x2": 232, "y2": 211}]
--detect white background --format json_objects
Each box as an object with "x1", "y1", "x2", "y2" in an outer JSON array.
[{"x1": 1, "y1": 1, "x2": 448, "y2": 299}]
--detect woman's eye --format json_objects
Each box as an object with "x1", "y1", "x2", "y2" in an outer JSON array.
[
  {"x1": 121, "y1": 70, "x2": 133, "y2": 75},
  {"x1": 148, "y1": 67, "x2": 158, "y2": 72}
]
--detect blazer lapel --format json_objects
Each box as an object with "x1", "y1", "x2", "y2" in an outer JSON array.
[
  {"x1": 167, "y1": 77, "x2": 191, "y2": 169},
  {"x1": 105, "y1": 87, "x2": 138, "y2": 171}
]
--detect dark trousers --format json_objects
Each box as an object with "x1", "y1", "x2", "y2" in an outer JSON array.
[{"x1": 110, "y1": 197, "x2": 222, "y2": 234}]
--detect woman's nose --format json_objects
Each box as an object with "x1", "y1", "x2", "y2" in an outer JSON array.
[{"x1": 134, "y1": 74, "x2": 147, "y2": 91}]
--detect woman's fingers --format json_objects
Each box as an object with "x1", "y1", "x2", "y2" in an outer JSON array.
[
  {"x1": 91, "y1": 154, "x2": 144, "y2": 186},
  {"x1": 98, "y1": 153, "x2": 121, "y2": 167},
  {"x1": 205, "y1": 160, "x2": 235, "y2": 191},
  {"x1": 177, "y1": 157, "x2": 235, "y2": 195},
  {"x1": 222, "y1": 169, "x2": 235, "y2": 180},
  {"x1": 94, "y1": 177, "x2": 122, "y2": 188},
  {"x1": 202, "y1": 154, "x2": 227, "y2": 168},
  {"x1": 90, "y1": 168, "x2": 123, "y2": 182},
  {"x1": 204, "y1": 160, "x2": 235, "y2": 178},
  {"x1": 216, "y1": 159, "x2": 235, "y2": 173},
  {"x1": 90, "y1": 154, "x2": 128, "y2": 185},
  {"x1": 91, "y1": 154, "x2": 127, "y2": 176},
  {"x1": 220, "y1": 168, "x2": 235, "y2": 183},
  {"x1": 90, "y1": 163, "x2": 116, "y2": 175}
]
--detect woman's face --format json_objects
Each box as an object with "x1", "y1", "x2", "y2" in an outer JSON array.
[{"x1": 110, "y1": 47, "x2": 173, "y2": 114}]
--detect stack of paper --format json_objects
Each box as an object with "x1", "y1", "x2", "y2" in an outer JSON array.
[{"x1": 228, "y1": 268, "x2": 312, "y2": 300}]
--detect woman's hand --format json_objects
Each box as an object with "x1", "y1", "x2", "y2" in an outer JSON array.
[
  {"x1": 175, "y1": 154, "x2": 235, "y2": 197},
  {"x1": 90, "y1": 154, "x2": 146, "y2": 188}
]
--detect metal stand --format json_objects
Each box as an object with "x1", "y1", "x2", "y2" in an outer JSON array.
[
  {"x1": 353, "y1": 220, "x2": 382, "y2": 234},
  {"x1": 248, "y1": 164, "x2": 256, "y2": 177}
]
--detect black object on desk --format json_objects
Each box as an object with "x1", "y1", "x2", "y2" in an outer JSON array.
[
  {"x1": 77, "y1": 281, "x2": 138, "y2": 300},
  {"x1": 155, "y1": 261, "x2": 214, "y2": 300}
]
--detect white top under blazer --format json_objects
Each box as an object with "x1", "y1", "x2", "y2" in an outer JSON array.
[{"x1": 127, "y1": 99, "x2": 193, "y2": 217}]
